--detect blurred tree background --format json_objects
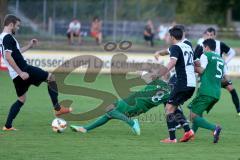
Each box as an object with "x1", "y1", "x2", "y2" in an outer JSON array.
[
  {"x1": 2, "y1": 0, "x2": 240, "y2": 26},
  {"x1": 0, "y1": 0, "x2": 8, "y2": 29},
  {"x1": 175, "y1": 0, "x2": 239, "y2": 26},
  {"x1": 1, "y1": 0, "x2": 240, "y2": 50}
]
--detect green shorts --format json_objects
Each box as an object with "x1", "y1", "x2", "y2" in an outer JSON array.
[
  {"x1": 115, "y1": 100, "x2": 134, "y2": 113},
  {"x1": 188, "y1": 95, "x2": 218, "y2": 115},
  {"x1": 114, "y1": 99, "x2": 148, "y2": 117}
]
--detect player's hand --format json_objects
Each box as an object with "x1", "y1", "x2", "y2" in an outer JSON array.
[
  {"x1": 161, "y1": 74, "x2": 169, "y2": 82},
  {"x1": 150, "y1": 73, "x2": 159, "y2": 81},
  {"x1": 19, "y1": 72, "x2": 29, "y2": 80},
  {"x1": 29, "y1": 39, "x2": 38, "y2": 48},
  {"x1": 154, "y1": 51, "x2": 160, "y2": 61}
]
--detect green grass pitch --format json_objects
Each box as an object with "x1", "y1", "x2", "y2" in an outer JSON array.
[{"x1": 0, "y1": 71, "x2": 240, "y2": 160}]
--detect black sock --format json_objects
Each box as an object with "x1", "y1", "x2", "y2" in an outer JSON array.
[
  {"x1": 174, "y1": 108, "x2": 190, "y2": 132},
  {"x1": 48, "y1": 81, "x2": 60, "y2": 111},
  {"x1": 5, "y1": 100, "x2": 24, "y2": 128},
  {"x1": 166, "y1": 113, "x2": 176, "y2": 140},
  {"x1": 173, "y1": 106, "x2": 182, "y2": 127},
  {"x1": 230, "y1": 89, "x2": 240, "y2": 113}
]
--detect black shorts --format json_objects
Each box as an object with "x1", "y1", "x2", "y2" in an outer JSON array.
[
  {"x1": 168, "y1": 74, "x2": 177, "y2": 91},
  {"x1": 67, "y1": 32, "x2": 80, "y2": 38},
  {"x1": 13, "y1": 65, "x2": 49, "y2": 97},
  {"x1": 168, "y1": 87, "x2": 195, "y2": 106}
]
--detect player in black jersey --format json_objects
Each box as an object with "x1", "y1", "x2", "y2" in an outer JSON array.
[
  {"x1": 159, "y1": 27, "x2": 196, "y2": 143},
  {"x1": 0, "y1": 14, "x2": 72, "y2": 131}
]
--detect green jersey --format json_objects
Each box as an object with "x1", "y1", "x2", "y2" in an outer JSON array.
[
  {"x1": 198, "y1": 51, "x2": 224, "y2": 99},
  {"x1": 115, "y1": 79, "x2": 171, "y2": 116}
]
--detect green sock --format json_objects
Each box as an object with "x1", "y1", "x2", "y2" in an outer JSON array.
[
  {"x1": 107, "y1": 109, "x2": 134, "y2": 127},
  {"x1": 193, "y1": 117, "x2": 216, "y2": 131},
  {"x1": 84, "y1": 115, "x2": 110, "y2": 131},
  {"x1": 192, "y1": 123, "x2": 199, "y2": 133}
]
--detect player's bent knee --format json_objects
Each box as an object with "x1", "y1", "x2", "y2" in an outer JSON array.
[
  {"x1": 165, "y1": 104, "x2": 175, "y2": 114},
  {"x1": 47, "y1": 73, "x2": 56, "y2": 82},
  {"x1": 226, "y1": 85, "x2": 234, "y2": 91},
  {"x1": 18, "y1": 95, "x2": 26, "y2": 103},
  {"x1": 190, "y1": 112, "x2": 197, "y2": 121}
]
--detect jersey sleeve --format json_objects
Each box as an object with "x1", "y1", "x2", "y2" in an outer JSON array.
[
  {"x1": 194, "y1": 44, "x2": 203, "y2": 60},
  {"x1": 0, "y1": 42, "x2": 3, "y2": 56},
  {"x1": 200, "y1": 54, "x2": 208, "y2": 69},
  {"x1": 167, "y1": 48, "x2": 170, "y2": 54},
  {"x1": 169, "y1": 45, "x2": 181, "y2": 60},
  {"x1": 220, "y1": 42, "x2": 230, "y2": 55},
  {"x1": 2, "y1": 34, "x2": 15, "y2": 53}
]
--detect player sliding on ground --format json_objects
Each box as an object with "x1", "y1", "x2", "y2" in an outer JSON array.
[
  {"x1": 70, "y1": 67, "x2": 188, "y2": 136},
  {"x1": 71, "y1": 77, "x2": 171, "y2": 135},
  {"x1": 189, "y1": 39, "x2": 224, "y2": 143}
]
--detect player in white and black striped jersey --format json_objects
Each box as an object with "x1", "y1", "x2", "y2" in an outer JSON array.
[
  {"x1": 154, "y1": 25, "x2": 194, "y2": 130},
  {"x1": 154, "y1": 24, "x2": 197, "y2": 86},
  {"x1": 195, "y1": 27, "x2": 240, "y2": 115},
  {"x1": 0, "y1": 14, "x2": 72, "y2": 131},
  {"x1": 160, "y1": 27, "x2": 196, "y2": 143}
]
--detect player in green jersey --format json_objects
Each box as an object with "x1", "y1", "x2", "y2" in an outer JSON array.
[
  {"x1": 70, "y1": 77, "x2": 171, "y2": 135},
  {"x1": 189, "y1": 39, "x2": 224, "y2": 143}
]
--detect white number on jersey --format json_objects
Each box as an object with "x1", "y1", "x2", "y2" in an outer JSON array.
[
  {"x1": 184, "y1": 51, "x2": 194, "y2": 66},
  {"x1": 152, "y1": 91, "x2": 164, "y2": 103},
  {"x1": 216, "y1": 61, "x2": 224, "y2": 78}
]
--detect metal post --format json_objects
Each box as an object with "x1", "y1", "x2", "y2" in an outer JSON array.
[
  {"x1": 104, "y1": 0, "x2": 108, "y2": 22},
  {"x1": 52, "y1": 0, "x2": 56, "y2": 40},
  {"x1": 113, "y1": 0, "x2": 117, "y2": 41},
  {"x1": 16, "y1": 0, "x2": 19, "y2": 15},
  {"x1": 73, "y1": 0, "x2": 77, "y2": 18},
  {"x1": 103, "y1": 0, "x2": 108, "y2": 36},
  {"x1": 43, "y1": 0, "x2": 47, "y2": 30},
  {"x1": 136, "y1": 0, "x2": 141, "y2": 20}
]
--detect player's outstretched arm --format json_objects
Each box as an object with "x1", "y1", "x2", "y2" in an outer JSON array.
[
  {"x1": 154, "y1": 49, "x2": 169, "y2": 60},
  {"x1": 137, "y1": 66, "x2": 169, "y2": 83},
  {"x1": 161, "y1": 58, "x2": 176, "y2": 77},
  {"x1": 20, "y1": 39, "x2": 38, "y2": 53}
]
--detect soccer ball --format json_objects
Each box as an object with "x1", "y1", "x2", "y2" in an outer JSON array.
[{"x1": 51, "y1": 118, "x2": 67, "y2": 133}]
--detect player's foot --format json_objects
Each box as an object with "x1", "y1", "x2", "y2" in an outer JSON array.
[
  {"x1": 70, "y1": 125, "x2": 87, "y2": 133},
  {"x1": 55, "y1": 106, "x2": 72, "y2": 116},
  {"x1": 160, "y1": 138, "x2": 177, "y2": 143},
  {"x1": 213, "y1": 125, "x2": 222, "y2": 143},
  {"x1": 132, "y1": 119, "x2": 141, "y2": 135},
  {"x1": 237, "y1": 107, "x2": 240, "y2": 114},
  {"x1": 237, "y1": 111, "x2": 240, "y2": 116},
  {"x1": 2, "y1": 126, "x2": 17, "y2": 131},
  {"x1": 179, "y1": 129, "x2": 194, "y2": 142}
]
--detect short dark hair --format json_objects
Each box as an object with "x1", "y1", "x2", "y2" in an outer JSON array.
[
  {"x1": 93, "y1": 16, "x2": 99, "y2": 21},
  {"x1": 3, "y1": 14, "x2": 21, "y2": 26},
  {"x1": 169, "y1": 27, "x2": 183, "y2": 40},
  {"x1": 205, "y1": 27, "x2": 216, "y2": 35},
  {"x1": 203, "y1": 39, "x2": 216, "y2": 51},
  {"x1": 174, "y1": 24, "x2": 185, "y2": 32}
]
